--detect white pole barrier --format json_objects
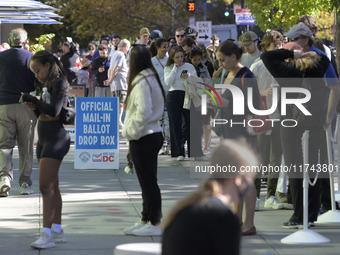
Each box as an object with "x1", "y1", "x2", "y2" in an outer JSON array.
[
  {"x1": 281, "y1": 131, "x2": 330, "y2": 244},
  {"x1": 334, "y1": 115, "x2": 340, "y2": 201},
  {"x1": 316, "y1": 126, "x2": 340, "y2": 223}
]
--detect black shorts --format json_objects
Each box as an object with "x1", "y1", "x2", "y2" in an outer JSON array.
[{"x1": 36, "y1": 120, "x2": 71, "y2": 161}]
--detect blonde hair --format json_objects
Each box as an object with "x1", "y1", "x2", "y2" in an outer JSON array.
[
  {"x1": 295, "y1": 51, "x2": 320, "y2": 72},
  {"x1": 162, "y1": 139, "x2": 258, "y2": 228}
]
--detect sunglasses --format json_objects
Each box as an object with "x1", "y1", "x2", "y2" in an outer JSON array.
[{"x1": 176, "y1": 35, "x2": 185, "y2": 38}]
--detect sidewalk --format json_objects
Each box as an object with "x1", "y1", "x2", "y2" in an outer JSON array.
[{"x1": 1, "y1": 135, "x2": 340, "y2": 255}]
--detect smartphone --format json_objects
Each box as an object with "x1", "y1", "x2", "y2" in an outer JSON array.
[{"x1": 181, "y1": 70, "x2": 188, "y2": 75}]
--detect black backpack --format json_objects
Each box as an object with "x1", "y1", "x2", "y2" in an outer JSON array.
[{"x1": 291, "y1": 77, "x2": 328, "y2": 129}]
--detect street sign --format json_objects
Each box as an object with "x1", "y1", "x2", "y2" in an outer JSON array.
[
  {"x1": 196, "y1": 21, "x2": 212, "y2": 44},
  {"x1": 235, "y1": 7, "x2": 255, "y2": 25}
]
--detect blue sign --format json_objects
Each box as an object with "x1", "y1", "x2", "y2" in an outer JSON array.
[{"x1": 75, "y1": 97, "x2": 118, "y2": 150}]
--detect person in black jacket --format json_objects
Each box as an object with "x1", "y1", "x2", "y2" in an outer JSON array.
[
  {"x1": 21, "y1": 51, "x2": 70, "y2": 249},
  {"x1": 60, "y1": 42, "x2": 80, "y2": 84},
  {"x1": 91, "y1": 44, "x2": 111, "y2": 97},
  {"x1": 261, "y1": 47, "x2": 338, "y2": 228}
]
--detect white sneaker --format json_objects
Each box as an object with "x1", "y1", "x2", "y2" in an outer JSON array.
[
  {"x1": 132, "y1": 224, "x2": 162, "y2": 236},
  {"x1": 177, "y1": 156, "x2": 185, "y2": 161},
  {"x1": 255, "y1": 198, "x2": 260, "y2": 211},
  {"x1": 123, "y1": 222, "x2": 147, "y2": 235},
  {"x1": 20, "y1": 182, "x2": 33, "y2": 195},
  {"x1": 52, "y1": 230, "x2": 67, "y2": 243},
  {"x1": 264, "y1": 196, "x2": 284, "y2": 210},
  {"x1": 0, "y1": 176, "x2": 11, "y2": 193},
  {"x1": 0, "y1": 191, "x2": 8, "y2": 197},
  {"x1": 31, "y1": 231, "x2": 56, "y2": 249}
]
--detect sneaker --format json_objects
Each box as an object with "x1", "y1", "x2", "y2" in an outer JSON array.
[
  {"x1": 158, "y1": 146, "x2": 167, "y2": 155},
  {"x1": 52, "y1": 230, "x2": 67, "y2": 243},
  {"x1": 123, "y1": 222, "x2": 147, "y2": 235},
  {"x1": 276, "y1": 191, "x2": 288, "y2": 204},
  {"x1": 132, "y1": 224, "x2": 162, "y2": 236},
  {"x1": 298, "y1": 222, "x2": 315, "y2": 229},
  {"x1": 282, "y1": 221, "x2": 303, "y2": 229},
  {"x1": 165, "y1": 146, "x2": 171, "y2": 155},
  {"x1": 0, "y1": 175, "x2": 11, "y2": 193},
  {"x1": 0, "y1": 191, "x2": 8, "y2": 197},
  {"x1": 20, "y1": 182, "x2": 33, "y2": 195},
  {"x1": 264, "y1": 196, "x2": 284, "y2": 210},
  {"x1": 282, "y1": 203, "x2": 294, "y2": 210},
  {"x1": 31, "y1": 231, "x2": 56, "y2": 249},
  {"x1": 177, "y1": 156, "x2": 185, "y2": 161},
  {"x1": 255, "y1": 198, "x2": 260, "y2": 211}
]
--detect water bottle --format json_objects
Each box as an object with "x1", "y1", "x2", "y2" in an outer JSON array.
[
  {"x1": 42, "y1": 87, "x2": 50, "y2": 117},
  {"x1": 42, "y1": 87, "x2": 50, "y2": 104}
]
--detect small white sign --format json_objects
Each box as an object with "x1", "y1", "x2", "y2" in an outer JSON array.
[
  {"x1": 196, "y1": 21, "x2": 212, "y2": 44},
  {"x1": 235, "y1": 8, "x2": 255, "y2": 25}
]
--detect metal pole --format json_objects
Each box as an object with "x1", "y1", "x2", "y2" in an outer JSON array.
[{"x1": 302, "y1": 130, "x2": 309, "y2": 230}]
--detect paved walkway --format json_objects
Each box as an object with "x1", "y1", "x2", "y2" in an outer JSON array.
[{"x1": 1, "y1": 135, "x2": 340, "y2": 255}]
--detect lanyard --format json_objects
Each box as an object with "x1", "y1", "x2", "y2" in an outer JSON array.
[{"x1": 156, "y1": 57, "x2": 164, "y2": 69}]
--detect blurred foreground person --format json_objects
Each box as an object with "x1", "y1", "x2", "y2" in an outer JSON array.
[{"x1": 162, "y1": 139, "x2": 258, "y2": 255}]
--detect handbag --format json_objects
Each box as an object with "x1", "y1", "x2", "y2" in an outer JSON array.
[
  {"x1": 241, "y1": 73, "x2": 272, "y2": 136},
  {"x1": 60, "y1": 99, "x2": 76, "y2": 125}
]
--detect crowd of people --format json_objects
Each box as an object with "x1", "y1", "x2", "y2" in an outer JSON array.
[{"x1": 0, "y1": 14, "x2": 339, "y2": 253}]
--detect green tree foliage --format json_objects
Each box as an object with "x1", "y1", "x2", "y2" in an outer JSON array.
[
  {"x1": 30, "y1": 33, "x2": 55, "y2": 54},
  {"x1": 244, "y1": 0, "x2": 327, "y2": 31}
]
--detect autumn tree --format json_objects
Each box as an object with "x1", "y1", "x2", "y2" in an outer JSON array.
[{"x1": 37, "y1": 0, "x2": 200, "y2": 47}]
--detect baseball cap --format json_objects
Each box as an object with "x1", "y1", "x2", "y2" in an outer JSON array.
[
  {"x1": 239, "y1": 31, "x2": 258, "y2": 46},
  {"x1": 150, "y1": 30, "x2": 163, "y2": 40},
  {"x1": 140, "y1": 27, "x2": 150, "y2": 36},
  {"x1": 284, "y1": 24, "x2": 312, "y2": 39},
  {"x1": 184, "y1": 26, "x2": 197, "y2": 37}
]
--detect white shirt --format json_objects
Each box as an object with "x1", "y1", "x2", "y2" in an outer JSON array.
[
  {"x1": 109, "y1": 50, "x2": 128, "y2": 91},
  {"x1": 250, "y1": 59, "x2": 280, "y2": 119},
  {"x1": 151, "y1": 56, "x2": 168, "y2": 93},
  {"x1": 122, "y1": 68, "x2": 164, "y2": 141},
  {"x1": 164, "y1": 63, "x2": 197, "y2": 91}
]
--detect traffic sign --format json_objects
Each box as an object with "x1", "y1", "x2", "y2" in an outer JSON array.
[{"x1": 196, "y1": 21, "x2": 212, "y2": 44}]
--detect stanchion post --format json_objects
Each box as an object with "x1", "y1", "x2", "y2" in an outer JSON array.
[{"x1": 281, "y1": 131, "x2": 330, "y2": 244}]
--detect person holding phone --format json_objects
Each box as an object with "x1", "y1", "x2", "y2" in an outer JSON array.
[{"x1": 164, "y1": 46, "x2": 204, "y2": 161}]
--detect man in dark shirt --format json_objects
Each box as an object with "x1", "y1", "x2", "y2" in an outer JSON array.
[
  {"x1": 91, "y1": 44, "x2": 111, "y2": 97},
  {"x1": 0, "y1": 28, "x2": 37, "y2": 197}
]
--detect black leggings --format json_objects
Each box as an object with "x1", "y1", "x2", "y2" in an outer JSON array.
[
  {"x1": 36, "y1": 120, "x2": 71, "y2": 161},
  {"x1": 129, "y1": 132, "x2": 163, "y2": 225}
]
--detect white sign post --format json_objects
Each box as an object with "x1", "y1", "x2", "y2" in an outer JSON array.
[{"x1": 196, "y1": 21, "x2": 212, "y2": 44}]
